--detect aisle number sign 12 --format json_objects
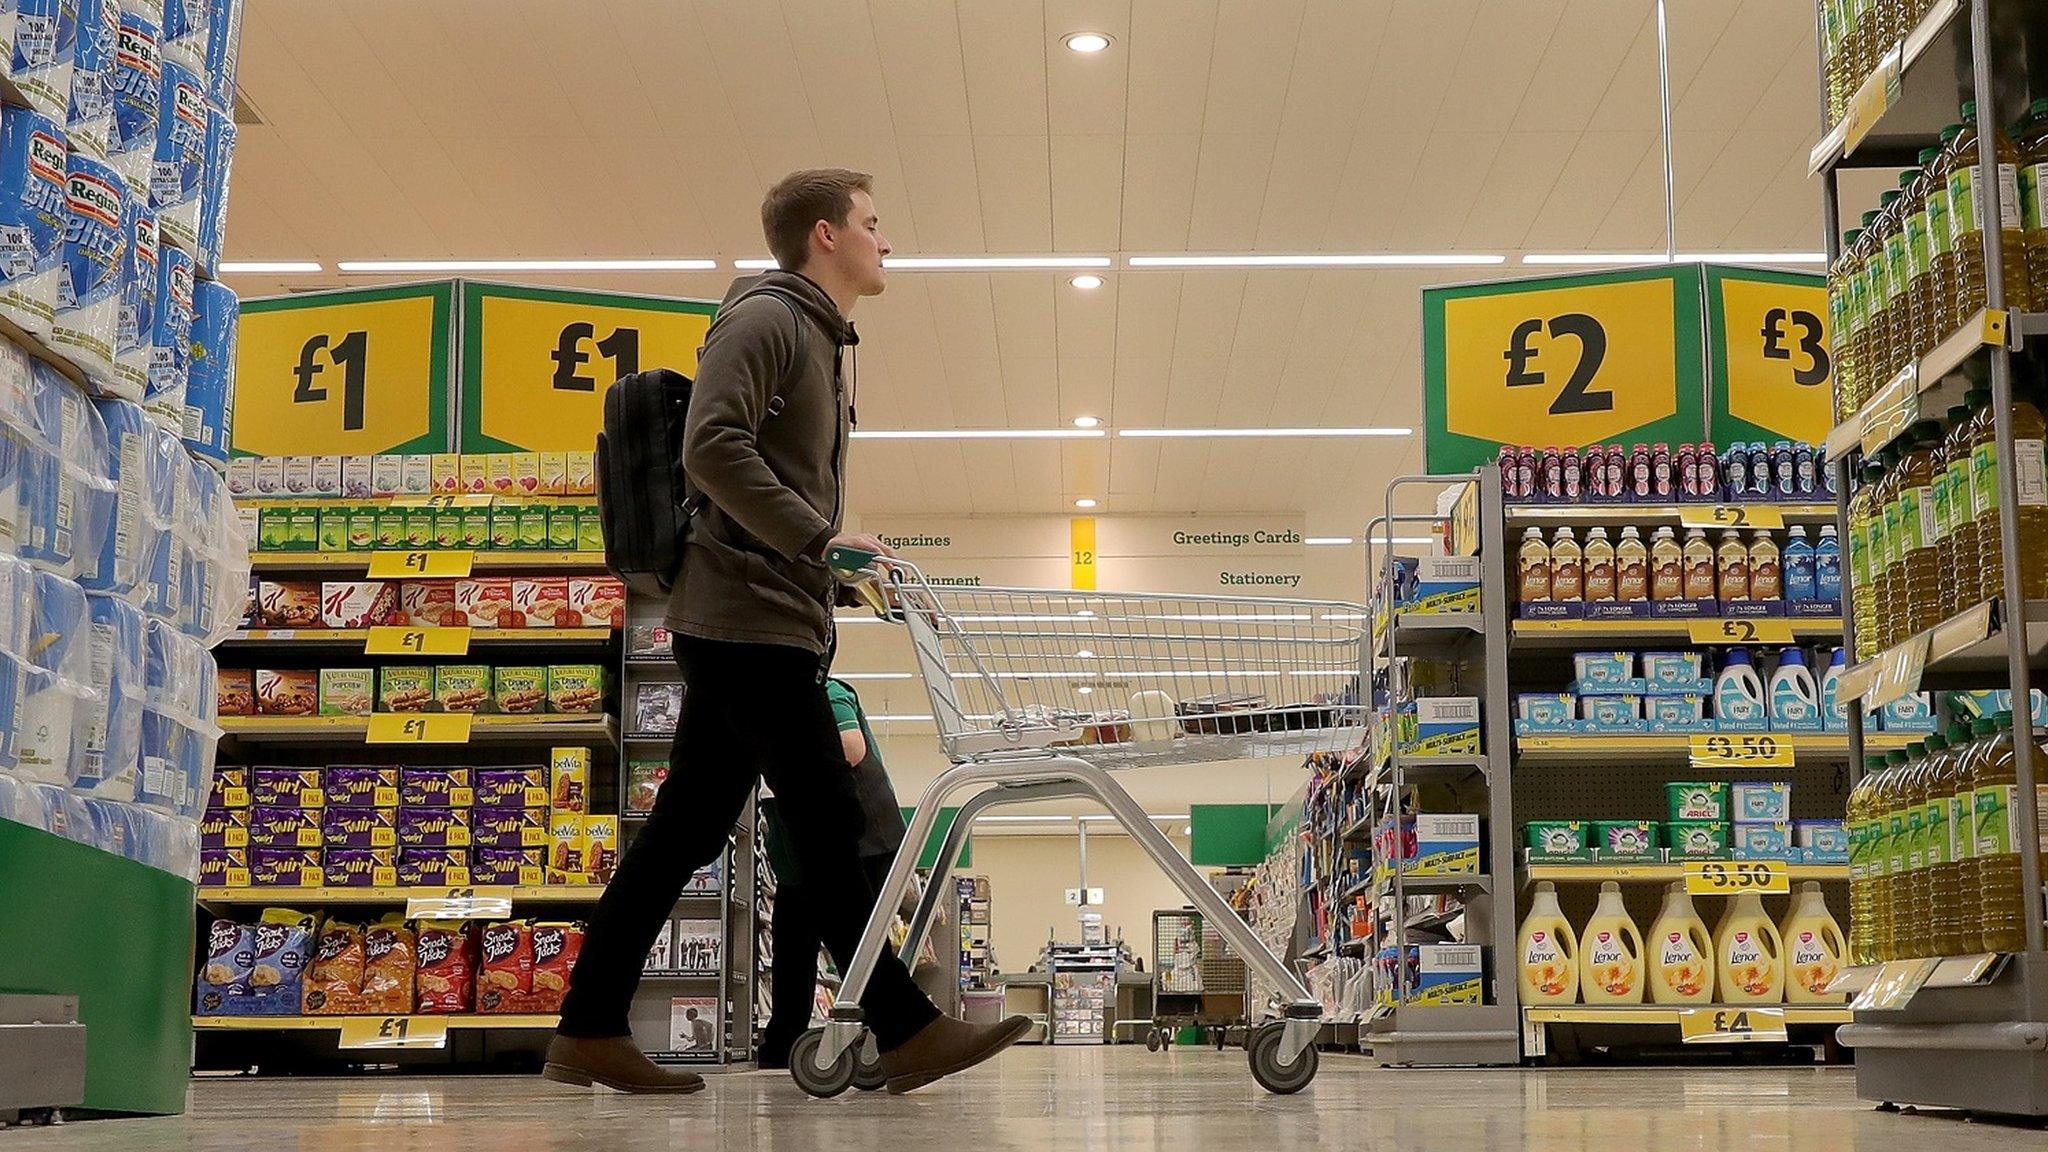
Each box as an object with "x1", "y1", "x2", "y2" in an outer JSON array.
[
  {"x1": 1423, "y1": 266, "x2": 1706, "y2": 473},
  {"x1": 461, "y1": 283, "x2": 718, "y2": 452},
  {"x1": 233, "y1": 283, "x2": 455, "y2": 457}
]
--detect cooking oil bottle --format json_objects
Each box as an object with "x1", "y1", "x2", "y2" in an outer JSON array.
[
  {"x1": 1949, "y1": 386, "x2": 1992, "y2": 608},
  {"x1": 1821, "y1": 1, "x2": 1847, "y2": 127},
  {"x1": 1848, "y1": 755, "x2": 1887, "y2": 963},
  {"x1": 1976, "y1": 712, "x2": 2048, "y2": 953},
  {"x1": 2017, "y1": 99, "x2": 2048, "y2": 311},
  {"x1": 1954, "y1": 716, "x2": 1997, "y2": 953},
  {"x1": 1928, "y1": 722, "x2": 1975, "y2": 957},
  {"x1": 1902, "y1": 733, "x2": 1944, "y2": 958},
  {"x1": 1981, "y1": 386, "x2": 2048, "y2": 603},
  {"x1": 1902, "y1": 150, "x2": 1940, "y2": 364},
  {"x1": 1968, "y1": 387, "x2": 2011, "y2": 606},
  {"x1": 1898, "y1": 422, "x2": 1943, "y2": 635},
  {"x1": 1873, "y1": 445, "x2": 1904, "y2": 649},
  {"x1": 1880, "y1": 188, "x2": 1916, "y2": 374},
  {"x1": 1849, "y1": 458, "x2": 1883, "y2": 658},
  {"x1": 1928, "y1": 123, "x2": 1967, "y2": 332},
  {"x1": 1864, "y1": 206, "x2": 1899, "y2": 383},
  {"x1": 1832, "y1": 228, "x2": 1865, "y2": 418},
  {"x1": 1948, "y1": 101, "x2": 2035, "y2": 325},
  {"x1": 1879, "y1": 747, "x2": 1914, "y2": 960},
  {"x1": 1932, "y1": 401, "x2": 1971, "y2": 620}
]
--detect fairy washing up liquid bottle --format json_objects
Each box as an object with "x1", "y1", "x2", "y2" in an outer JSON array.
[
  {"x1": 1780, "y1": 882, "x2": 1848, "y2": 1003},
  {"x1": 1715, "y1": 891, "x2": 1786, "y2": 1004},
  {"x1": 1518, "y1": 881, "x2": 1579, "y2": 1004},
  {"x1": 1649, "y1": 883, "x2": 1714, "y2": 1004},
  {"x1": 1579, "y1": 881, "x2": 1645, "y2": 1003}
]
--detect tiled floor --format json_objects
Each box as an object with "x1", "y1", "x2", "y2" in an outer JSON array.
[{"x1": 10, "y1": 1048, "x2": 2045, "y2": 1149}]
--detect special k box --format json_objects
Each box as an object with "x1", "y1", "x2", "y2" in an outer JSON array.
[
  {"x1": 321, "y1": 582, "x2": 400, "y2": 628},
  {"x1": 509, "y1": 577, "x2": 574, "y2": 629},
  {"x1": 400, "y1": 580, "x2": 462, "y2": 628},
  {"x1": 454, "y1": 579, "x2": 514, "y2": 628},
  {"x1": 568, "y1": 577, "x2": 626, "y2": 629}
]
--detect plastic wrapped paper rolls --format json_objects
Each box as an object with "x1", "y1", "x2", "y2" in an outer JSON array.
[
  {"x1": 49, "y1": 147, "x2": 128, "y2": 387},
  {"x1": 111, "y1": 191, "x2": 154, "y2": 397},
  {"x1": 181, "y1": 274, "x2": 229, "y2": 466},
  {"x1": 193, "y1": 91, "x2": 228, "y2": 275},
  {"x1": 4, "y1": 1, "x2": 80, "y2": 120},
  {"x1": 203, "y1": 0, "x2": 238, "y2": 110},
  {"x1": 158, "y1": 0, "x2": 203, "y2": 75},
  {"x1": 68, "y1": 0, "x2": 118, "y2": 159},
  {"x1": 108, "y1": 4, "x2": 160, "y2": 198},
  {"x1": 149, "y1": 54, "x2": 203, "y2": 255},
  {"x1": 144, "y1": 236, "x2": 188, "y2": 426},
  {"x1": 77, "y1": 591, "x2": 143, "y2": 799},
  {"x1": 0, "y1": 106, "x2": 70, "y2": 336}
]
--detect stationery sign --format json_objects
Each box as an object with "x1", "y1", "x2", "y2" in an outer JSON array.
[
  {"x1": 1422, "y1": 266, "x2": 1705, "y2": 472},
  {"x1": 233, "y1": 283, "x2": 455, "y2": 457},
  {"x1": 460, "y1": 282, "x2": 718, "y2": 452}
]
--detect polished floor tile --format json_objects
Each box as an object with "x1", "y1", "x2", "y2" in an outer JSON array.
[{"x1": 9, "y1": 1048, "x2": 2044, "y2": 1149}]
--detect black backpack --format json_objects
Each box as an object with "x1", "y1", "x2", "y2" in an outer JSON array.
[{"x1": 595, "y1": 288, "x2": 808, "y2": 597}]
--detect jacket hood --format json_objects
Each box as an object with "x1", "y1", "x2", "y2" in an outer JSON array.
[{"x1": 720, "y1": 270, "x2": 851, "y2": 345}]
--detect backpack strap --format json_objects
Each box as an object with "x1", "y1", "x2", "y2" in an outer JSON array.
[{"x1": 728, "y1": 287, "x2": 809, "y2": 419}]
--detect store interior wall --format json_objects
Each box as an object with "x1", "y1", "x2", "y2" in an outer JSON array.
[{"x1": 968, "y1": 830, "x2": 1196, "y2": 973}]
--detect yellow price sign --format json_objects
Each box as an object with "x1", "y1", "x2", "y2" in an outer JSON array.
[
  {"x1": 366, "y1": 713, "x2": 474, "y2": 744},
  {"x1": 1679, "y1": 504, "x2": 1786, "y2": 530},
  {"x1": 1688, "y1": 617, "x2": 1796, "y2": 645},
  {"x1": 1688, "y1": 733, "x2": 1795, "y2": 768},
  {"x1": 233, "y1": 284, "x2": 452, "y2": 458},
  {"x1": 337, "y1": 1015, "x2": 451, "y2": 1050},
  {"x1": 391, "y1": 494, "x2": 495, "y2": 510},
  {"x1": 461, "y1": 284, "x2": 717, "y2": 452},
  {"x1": 1678, "y1": 1006, "x2": 1788, "y2": 1044},
  {"x1": 365, "y1": 626, "x2": 472, "y2": 656},
  {"x1": 1714, "y1": 276, "x2": 1833, "y2": 447},
  {"x1": 1684, "y1": 859, "x2": 1790, "y2": 895},
  {"x1": 367, "y1": 550, "x2": 475, "y2": 579},
  {"x1": 405, "y1": 886, "x2": 515, "y2": 920}
]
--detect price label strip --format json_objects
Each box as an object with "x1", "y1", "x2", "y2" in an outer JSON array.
[
  {"x1": 1688, "y1": 733, "x2": 1795, "y2": 769},
  {"x1": 367, "y1": 550, "x2": 476, "y2": 579},
  {"x1": 1687, "y1": 618, "x2": 1796, "y2": 645},
  {"x1": 364, "y1": 626, "x2": 472, "y2": 656},
  {"x1": 1859, "y1": 365, "x2": 1920, "y2": 457},
  {"x1": 1678, "y1": 505, "x2": 1786, "y2": 531},
  {"x1": 406, "y1": 885, "x2": 515, "y2": 920},
  {"x1": 337, "y1": 1015, "x2": 451, "y2": 1050},
  {"x1": 366, "y1": 713, "x2": 474, "y2": 744},
  {"x1": 1840, "y1": 43, "x2": 1903, "y2": 157},
  {"x1": 1679, "y1": 1006, "x2": 1788, "y2": 1045},
  {"x1": 1865, "y1": 633, "x2": 1930, "y2": 709},
  {"x1": 1684, "y1": 859, "x2": 1790, "y2": 895},
  {"x1": 390, "y1": 494, "x2": 495, "y2": 509},
  {"x1": 1926, "y1": 601, "x2": 1996, "y2": 666},
  {"x1": 1852, "y1": 957, "x2": 1941, "y2": 1012}
]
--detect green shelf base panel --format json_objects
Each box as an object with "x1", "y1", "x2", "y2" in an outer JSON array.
[{"x1": 0, "y1": 821, "x2": 195, "y2": 1115}]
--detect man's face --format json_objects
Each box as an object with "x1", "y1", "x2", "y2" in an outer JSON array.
[{"x1": 824, "y1": 189, "x2": 890, "y2": 297}]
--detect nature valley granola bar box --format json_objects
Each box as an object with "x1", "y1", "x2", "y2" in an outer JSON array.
[
  {"x1": 379, "y1": 666, "x2": 434, "y2": 713},
  {"x1": 318, "y1": 668, "x2": 375, "y2": 717},
  {"x1": 547, "y1": 665, "x2": 605, "y2": 714}
]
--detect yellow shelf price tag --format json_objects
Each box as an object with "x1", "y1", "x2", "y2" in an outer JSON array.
[
  {"x1": 366, "y1": 713, "x2": 474, "y2": 744},
  {"x1": 1684, "y1": 859, "x2": 1790, "y2": 895},
  {"x1": 367, "y1": 550, "x2": 475, "y2": 579},
  {"x1": 364, "y1": 626, "x2": 472, "y2": 656},
  {"x1": 390, "y1": 493, "x2": 494, "y2": 510},
  {"x1": 1679, "y1": 505, "x2": 1788, "y2": 531},
  {"x1": 337, "y1": 1015, "x2": 450, "y2": 1050},
  {"x1": 1841, "y1": 44, "x2": 1902, "y2": 156},
  {"x1": 1687, "y1": 617, "x2": 1796, "y2": 645},
  {"x1": 1678, "y1": 1006, "x2": 1788, "y2": 1044},
  {"x1": 1688, "y1": 733, "x2": 1795, "y2": 769},
  {"x1": 405, "y1": 886, "x2": 515, "y2": 920}
]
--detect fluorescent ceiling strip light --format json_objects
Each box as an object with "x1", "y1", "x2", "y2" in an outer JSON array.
[
  {"x1": 1684, "y1": 252, "x2": 1828, "y2": 264},
  {"x1": 1303, "y1": 537, "x2": 1354, "y2": 545},
  {"x1": 976, "y1": 814, "x2": 1075, "y2": 823},
  {"x1": 886, "y1": 256, "x2": 1111, "y2": 270},
  {"x1": 1521, "y1": 252, "x2": 1827, "y2": 266},
  {"x1": 1118, "y1": 427, "x2": 1411, "y2": 438},
  {"x1": 219, "y1": 261, "x2": 323, "y2": 274},
  {"x1": 832, "y1": 672, "x2": 914, "y2": 680},
  {"x1": 865, "y1": 713, "x2": 933, "y2": 722},
  {"x1": 1078, "y1": 813, "x2": 1191, "y2": 823},
  {"x1": 850, "y1": 428, "x2": 1105, "y2": 440},
  {"x1": 1128, "y1": 253, "x2": 1505, "y2": 268},
  {"x1": 337, "y1": 259, "x2": 718, "y2": 273}
]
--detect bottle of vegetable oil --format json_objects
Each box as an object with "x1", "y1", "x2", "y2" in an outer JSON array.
[
  {"x1": 1903, "y1": 733, "x2": 1946, "y2": 958},
  {"x1": 1847, "y1": 756, "x2": 1885, "y2": 964},
  {"x1": 2016, "y1": 99, "x2": 2048, "y2": 313},
  {"x1": 1849, "y1": 458, "x2": 1883, "y2": 659},
  {"x1": 1897, "y1": 422, "x2": 1943, "y2": 635},
  {"x1": 1927, "y1": 722, "x2": 1975, "y2": 957},
  {"x1": 1953, "y1": 716, "x2": 1998, "y2": 953},
  {"x1": 1928, "y1": 124, "x2": 1967, "y2": 332},
  {"x1": 1948, "y1": 101, "x2": 2035, "y2": 325},
  {"x1": 1879, "y1": 748, "x2": 1914, "y2": 961},
  {"x1": 1832, "y1": 229, "x2": 1864, "y2": 418},
  {"x1": 1902, "y1": 150, "x2": 1941, "y2": 363},
  {"x1": 1880, "y1": 188, "x2": 1917, "y2": 373},
  {"x1": 1972, "y1": 712, "x2": 2040, "y2": 953},
  {"x1": 1976, "y1": 388, "x2": 2048, "y2": 605},
  {"x1": 1932, "y1": 401, "x2": 1971, "y2": 621}
]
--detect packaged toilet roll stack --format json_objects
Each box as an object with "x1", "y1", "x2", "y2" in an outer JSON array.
[
  {"x1": 108, "y1": 4, "x2": 162, "y2": 199},
  {"x1": 112, "y1": 191, "x2": 155, "y2": 398},
  {"x1": 3, "y1": 1, "x2": 80, "y2": 121},
  {"x1": 50, "y1": 148, "x2": 130, "y2": 388},
  {"x1": 68, "y1": 0, "x2": 119, "y2": 160},
  {"x1": 150, "y1": 54, "x2": 205, "y2": 255},
  {"x1": 0, "y1": 106, "x2": 71, "y2": 336},
  {"x1": 181, "y1": 274, "x2": 231, "y2": 467}
]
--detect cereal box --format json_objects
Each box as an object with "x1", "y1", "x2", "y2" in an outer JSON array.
[
  {"x1": 472, "y1": 806, "x2": 548, "y2": 850},
  {"x1": 323, "y1": 807, "x2": 397, "y2": 849},
  {"x1": 475, "y1": 766, "x2": 548, "y2": 809},
  {"x1": 435, "y1": 665, "x2": 492, "y2": 713},
  {"x1": 254, "y1": 454, "x2": 283, "y2": 495},
  {"x1": 493, "y1": 666, "x2": 547, "y2": 714},
  {"x1": 343, "y1": 455, "x2": 373, "y2": 499},
  {"x1": 415, "y1": 921, "x2": 476, "y2": 1014},
  {"x1": 217, "y1": 667, "x2": 254, "y2": 715},
  {"x1": 402, "y1": 454, "x2": 433, "y2": 495},
  {"x1": 251, "y1": 768, "x2": 325, "y2": 809},
  {"x1": 550, "y1": 747, "x2": 590, "y2": 813},
  {"x1": 472, "y1": 847, "x2": 545, "y2": 886},
  {"x1": 248, "y1": 807, "x2": 323, "y2": 850},
  {"x1": 399, "y1": 580, "x2": 461, "y2": 628},
  {"x1": 397, "y1": 847, "x2": 470, "y2": 887},
  {"x1": 477, "y1": 921, "x2": 534, "y2": 1012},
  {"x1": 256, "y1": 581, "x2": 321, "y2": 628},
  {"x1": 398, "y1": 808, "x2": 472, "y2": 849},
  {"x1": 568, "y1": 577, "x2": 626, "y2": 628},
  {"x1": 250, "y1": 848, "x2": 323, "y2": 887},
  {"x1": 548, "y1": 506, "x2": 578, "y2": 550},
  {"x1": 200, "y1": 807, "x2": 248, "y2": 849},
  {"x1": 461, "y1": 454, "x2": 488, "y2": 494},
  {"x1": 546, "y1": 812, "x2": 586, "y2": 882},
  {"x1": 518, "y1": 506, "x2": 548, "y2": 549},
  {"x1": 583, "y1": 816, "x2": 619, "y2": 883},
  {"x1": 488, "y1": 453, "x2": 515, "y2": 496},
  {"x1": 455, "y1": 578, "x2": 514, "y2": 628},
  {"x1": 432, "y1": 454, "x2": 461, "y2": 494},
  {"x1": 513, "y1": 453, "x2": 540, "y2": 497},
  {"x1": 372, "y1": 454, "x2": 404, "y2": 497},
  {"x1": 255, "y1": 669, "x2": 319, "y2": 716},
  {"x1": 323, "y1": 766, "x2": 398, "y2": 808},
  {"x1": 318, "y1": 668, "x2": 375, "y2": 717},
  {"x1": 401, "y1": 766, "x2": 472, "y2": 808},
  {"x1": 566, "y1": 451, "x2": 594, "y2": 495},
  {"x1": 283, "y1": 455, "x2": 313, "y2": 495},
  {"x1": 538, "y1": 452, "x2": 566, "y2": 496},
  {"x1": 323, "y1": 848, "x2": 397, "y2": 887},
  {"x1": 548, "y1": 665, "x2": 606, "y2": 714},
  {"x1": 510, "y1": 577, "x2": 574, "y2": 628},
  {"x1": 379, "y1": 666, "x2": 435, "y2": 712}
]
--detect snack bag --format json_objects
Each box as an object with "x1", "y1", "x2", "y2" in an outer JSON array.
[
  {"x1": 245, "y1": 908, "x2": 317, "y2": 1015},
  {"x1": 195, "y1": 918, "x2": 255, "y2": 1012},
  {"x1": 414, "y1": 920, "x2": 476, "y2": 1014},
  {"x1": 357, "y1": 919, "x2": 418, "y2": 1014},
  {"x1": 302, "y1": 921, "x2": 366, "y2": 1014},
  {"x1": 528, "y1": 921, "x2": 584, "y2": 1012},
  {"x1": 477, "y1": 920, "x2": 534, "y2": 1013}
]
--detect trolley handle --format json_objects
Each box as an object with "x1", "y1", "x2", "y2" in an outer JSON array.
[{"x1": 824, "y1": 548, "x2": 940, "y2": 623}]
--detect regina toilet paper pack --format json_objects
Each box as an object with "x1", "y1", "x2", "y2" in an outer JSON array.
[
  {"x1": 144, "y1": 237, "x2": 188, "y2": 425},
  {"x1": 110, "y1": 188, "x2": 152, "y2": 396},
  {"x1": 182, "y1": 274, "x2": 230, "y2": 466},
  {"x1": 49, "y1": 147, "x2": 128, "y2": 388},
  {"x1": 68, "y1": 0, "x2": 117, "y2": 158},
  {"x1": 4, "y1": 1, "x2": 79, "y2": 121},
  {"x1": 0, "y1": 106, "x2": 70, "y2": 335},
  {"x1": 150, "y1": 54, "x2": 203, "y2": 255},
  {"x1": 108, "y1": 4, "x2": 159, "y2": 198}
]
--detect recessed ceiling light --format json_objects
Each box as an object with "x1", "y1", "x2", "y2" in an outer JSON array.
[
  {"x1": 1069, "y1": 274, "x2": 1103, "y2": 289},
  {"x1": 1117, "y1": 427, "x2": 1414, "y2": 438},
  {"x1": 336, "y1": 259, "x2": 718, "y2": 273},
  {"x1": 218, "y1": 261, "x2": 323, "y2": 274},
  {"x1": 1064, "y1": 31, "x2": 1112, "y2": 53},
  {"x1": 1074, "y1": 498, "x2": 1098, "y2": 509},
  {"x1": 1072, "y1": 415, "x2": 1100, "y2": 429}
]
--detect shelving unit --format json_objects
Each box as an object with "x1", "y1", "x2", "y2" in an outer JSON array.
[
  {"x1": 1813, "y1": 0, "x2": 2048, "y2": 1117},
  {"x1": 221, "y1": 628, "x2": 614, "y2": 646},
  {"x1": 1514, "y1": 733, "x2": 1915, "y2": 766},
  {"x1": 194, "y1": 1014, "x2": 560, "y2": 1032},
  {"x1": 1511, "y1": 619, "x2": 1847, "y2": 645},
  {"x1": 1048, "y1": 943, "x2": 1119, "y2": 1045},
  {"x1": 218, "y1": 713, "x2": 617, "y2": 743},
  {"x1": 248, "y1": 551, "x2": 609, "y2": 572}
]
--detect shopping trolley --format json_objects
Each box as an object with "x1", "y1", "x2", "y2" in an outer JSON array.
[{"x1": 789, "y1": 554, "x2": 1366, "y2": 1096}]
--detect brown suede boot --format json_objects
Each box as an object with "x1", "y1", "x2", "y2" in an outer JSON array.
[
  {"x1": 877, "y1": 1014, "x2": 1032, "y2": 1094},
  {"x1": 543, "y1": 1034, "x2": 707, "y2": 1094}
]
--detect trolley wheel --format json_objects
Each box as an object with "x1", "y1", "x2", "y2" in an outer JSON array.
[
  {"x1": 1246, "y1": 1021, "x2": 1317, "y2": 1095},
  {"x1": 1145, "y1": 1028, "x2": 1163, "y2": 1052},
  {"x1": 851, "y1": 1043, "x2": 889, "y2": 1092},
  {"x1": 789, "y1": 1028, "x2": 858, "y2": 1099}
]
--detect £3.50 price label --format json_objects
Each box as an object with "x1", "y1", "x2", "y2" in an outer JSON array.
[
  {"x1": 367, "y1": 550, "x2": 475, "y2": 578},
  {"x1": 337, "y1": 1015, "x2": 451, "y2": 1050},
  {"x1": 1689, "y1": 733, "x2": 1795, "y2": 768},
  {"x1": 366, "y1": 713, "x2": 474, "y2": 744},
  {"x1": 405, "y1": 886, "x2": 515, "y2": 920},
  {"x1": 1684, "y1": 860, "x2": 1790, "y2": 895},
  {"x1": 1678, "y1": 1006, "x2": 1788, "y2": 1044},
  {"x1": 364, "y1": 626, "x2": 472, "y2": 656},
  {"x1": 1688, "y1": 618, "x2": 1797, "y2": 645}
]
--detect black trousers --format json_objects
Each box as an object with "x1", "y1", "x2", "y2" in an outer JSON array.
[
  {"x1": 760, "y1": 854, "x2": 896, "y2": 1062},
  {"x1": 557, "y1": 636, "x2": 940, "y2": 1049}
]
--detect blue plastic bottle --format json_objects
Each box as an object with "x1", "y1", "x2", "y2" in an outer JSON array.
[
  {"x1": 1715, "y1": 648, "x2": 1768, "y2": 732},
  {"x1": 1723, "y1": 443, "x2": 1750, "y2": 501},
  {"x1": 1784, "y1": 525, "x2": 1816, "y2": 605},
  {"x1": 1793, "y1": 442, "x2": 1816, "y2": 497},
  {"x1": 1814, "y1": 524, "x2": 1841, "y2": 608},
  {"x1": 1773, "y1": 440, "x2": 1796, "y2": 498}
]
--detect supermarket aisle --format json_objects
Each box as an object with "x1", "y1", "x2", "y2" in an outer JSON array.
[{"x1": 10, "y1": 1052, "x2": 2045, "y2": 1149}]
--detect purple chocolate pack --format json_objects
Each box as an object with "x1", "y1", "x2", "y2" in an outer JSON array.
[
  {"x1": 249, "y1": 766, "x2": 322, "y2": 808},
  {"x1": 397, "y1": 847, "x2": 468, "y2": 887},
  {"x1": 397, "y1": 807, "x2": 470, "y2": 848},
  {"x1": 323, "y1": 848, "x2": 396, "y2": 888},
  {"x1": 321, "y1": 765, "x2": 396, "y2": 808},
  {"x1": 473, "y1": 766, "x2": 546, "y2": 810},
  {"x1": 320, "y1": 806, "x2": 395, "y2": 849},
  {"x1": 470, "y1": 847, "x2": 543, "y2": 885},
  {"x1": 400, "y1": 765, "x2": 471, "y2": 808},
  {"x1": 470, "y1": 807, "x2": 545, "y2": 851},
  {"x1": 245, "y1": 805, "x2": 319, "y2": 850}
]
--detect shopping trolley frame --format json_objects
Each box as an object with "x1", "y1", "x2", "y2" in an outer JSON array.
[{"x1": 792, "y1": 559, "x2": 1360, "y2": 1096}]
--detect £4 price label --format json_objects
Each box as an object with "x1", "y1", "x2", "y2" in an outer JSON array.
[{"x1": 1679, "y1": 1006, "x2": 1787, "y2": 1044}]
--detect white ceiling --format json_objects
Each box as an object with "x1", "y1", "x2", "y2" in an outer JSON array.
[{"x1": 224, "y1": 0, "x2": 1827, "y2": 535}]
